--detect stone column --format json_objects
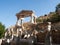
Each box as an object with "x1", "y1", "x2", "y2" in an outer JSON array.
[
  {"x1": 11, "y1": 28, "x2": 14, "y2": 40},
  {"x1": 5, "y1": 32, "x2": 7, "y2": 39},
  {"x1": 21, "y1": 18, "x2": 23, "y2": 27},
  {"x1": 17, "y1": 28, "x2": 19, "y2": 37},
  {"x1": 16, "y1": 19, "x2": 18, "y2": 25},
  {"x1": 45, "y1": 22, "x2": 52, "y2": 45},
  {"x1": 31, "y1": 13, "x2": 34, "y2": 23},
  {"x1": 19, "y1": 28, "x2": 22, "y2": 35},
  {"x1": 48, "y1": 22, "x2": 52, "y2": 45},
  {"x1": 20, "y1": 18, "x2": 24, "y2": 30},
  {"x1": 16, "y1": 19, "x2": 21, "y2": 26},
  {"x1": 34, "y1": 16, "x2": 36, "y2": 24},
  {"x1": 48, "y1": 22, "x2": 51, "y2": 32}
]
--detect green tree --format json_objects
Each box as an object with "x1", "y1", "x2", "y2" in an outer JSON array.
[
  {"x1": 56, "y1": 3, "x2": 60, "y2": 13},
  {"x1": 0, "y1": 22, "x2": 5, "y2": 38}
]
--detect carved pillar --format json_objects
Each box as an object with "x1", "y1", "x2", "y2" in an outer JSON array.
[{"x1": 31, "y1": 14, "x2": 34, "y2": 23}]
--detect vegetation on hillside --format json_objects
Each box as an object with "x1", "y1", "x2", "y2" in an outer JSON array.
[
  {"x1": 49, "y1": 3, "x2": 60, "y2": 23},
  {"x1": 47, "y1": 13, "x2": 60, "y2": 23},
  {"x1": 36, "y1": 3, "x2": 60, "y2": 23}
]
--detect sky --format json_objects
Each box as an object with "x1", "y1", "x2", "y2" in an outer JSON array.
[{"x1": 0, "y1": 0, "x2": 60, "y2": 28}]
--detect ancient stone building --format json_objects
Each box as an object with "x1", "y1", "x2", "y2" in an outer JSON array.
[{"x1": 5, "y1": 10, "x2": 37, "y2": 39}]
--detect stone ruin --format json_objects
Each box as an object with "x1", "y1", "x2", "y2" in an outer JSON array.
[{"x1": 1, "y1": 10, "x2": 52, "y2": 45}]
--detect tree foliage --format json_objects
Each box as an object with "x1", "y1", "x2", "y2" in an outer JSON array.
[
  {"x1": 56, "y1": 3, "x2": 60, "y2": 12},
  {"x1": 0, "y1": 22, "x2": 5, "y2": 38}
]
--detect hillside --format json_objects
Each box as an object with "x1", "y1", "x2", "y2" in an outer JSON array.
[{"x1": 22, "y1": 3, "x2": 60, "y2": 44}]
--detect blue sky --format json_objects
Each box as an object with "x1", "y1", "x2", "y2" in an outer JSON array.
[{"x1": 0, "y1": 0, "x2": 60, "y2": 28}]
